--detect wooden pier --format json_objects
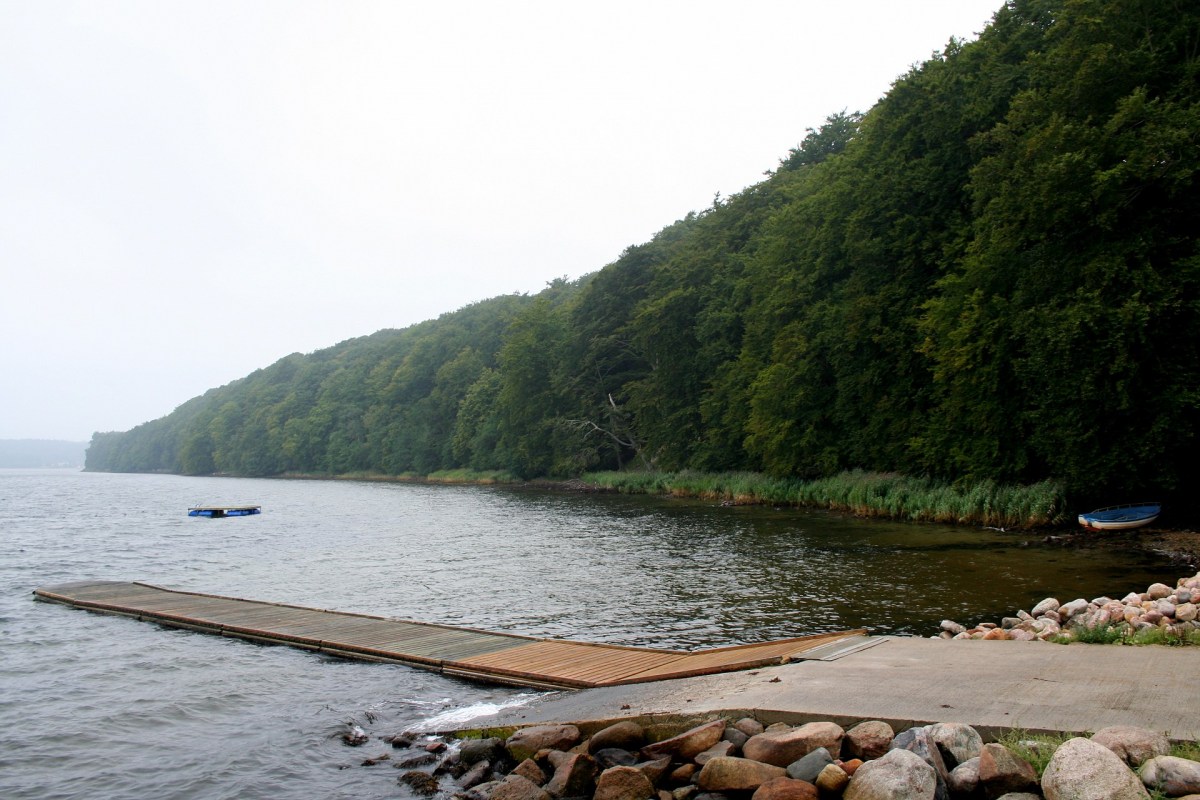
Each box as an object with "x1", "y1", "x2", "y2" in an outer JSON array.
[{"x1": 34, "y1": 581, "x2": 868, "y2": 690}]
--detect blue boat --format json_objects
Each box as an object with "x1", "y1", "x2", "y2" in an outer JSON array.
[
  {"x1": 188, "y1": 506, "x2": 261, "y2": 518},
  {"x1": 1077, "y1": 502, "x2": 1160, "y2": 531}
]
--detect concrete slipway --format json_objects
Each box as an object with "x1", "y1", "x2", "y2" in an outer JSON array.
[{"x1": 456, "y1": 636, "x2": 1200, "y2": 741}]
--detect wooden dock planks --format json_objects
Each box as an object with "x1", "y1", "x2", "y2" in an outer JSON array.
[{"x1": 34, "y1": 580, "x2": 866, "y2": 690}]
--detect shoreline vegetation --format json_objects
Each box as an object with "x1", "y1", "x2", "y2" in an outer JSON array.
[{"x1": 278, "y1": 468, "x2": 1068, "y2": 530}]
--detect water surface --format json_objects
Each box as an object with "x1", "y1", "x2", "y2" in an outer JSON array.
[{"x1": 0, "y1": 469, "x2": 1179, "y2": 799}]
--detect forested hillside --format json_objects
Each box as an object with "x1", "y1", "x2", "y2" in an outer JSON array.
[{"x1": 87, "y1": 0, "x2": 1200, "y2": 504}]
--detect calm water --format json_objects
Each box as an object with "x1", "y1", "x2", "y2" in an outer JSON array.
[{"x1": 0, "y1": 469, "x2": 1180, "y2": 799}]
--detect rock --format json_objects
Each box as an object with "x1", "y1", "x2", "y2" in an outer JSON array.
[
  {"x1": 463, "y1": 738, "x2": 510, "y2": 767},
  {"x1": 983, "y1": 628, "x2": 1010, "y2": 640},
  {"x1": 511, "y1": 758, "x2": 548, "y2": 785},
  {"x1": 508, "y1": 725, "x2": 581, "y2": 762},
  {"x1": 735, "y1": 718, "x2": 766, "y2": 737},
  {"x1": 1148, "y1": 583, "x2": 1173, "y2": 600},
  {"x1": 1043, "y1": 737, "x2": 1148, "y2": 800},
  {"x1": 342, "y1": 723, "x2": 370, "y2": 746},
  {"x1": 1140, "y1": 756, "x2": 1200, "y2": 796},
  {"x1": 643, "y1": 720, "x2": 726, "y2": 761},
  {"x1": 1001, "y1": 617, "x2": 1023, "y2": 630},
  {"x1": 744, "y1": 722, "x2": 844, "y2": 766},
  {"x1": 751, "y1": 776, "x2": 818, "y2": 800},
  {"x1": 490, "y1": 774, "x2": 554, "y2": 800},
  {"x1": 672, "y1": 788, "x2": 698, "y2": 800},
  {"x1": 544, "y1": 752, "x2": 598, "y2": 798},
  {"x1": 891, "y1": 727, "x2": 950, "y2": 784},
  {"x1": 846, "y1": 720, "x2": 895, "y2": 761},
  {"x1": 1008, "y1": 629, "x2": 1036, "y2": 641},
  {"x1": 947, "y1": 758, "x2": 980, "y2": 796},
  {"x1": 697, "y1": 757, "x2": 787, "y2": 792},
  {"x1": 844, "y1": 749, "x2": 937, "y2": 800},
  {"x1": 594, "y1": 766, "x2": 656, "y2": 800},
  {"x1": 994, "y1": 795, "x2": 1040, "y2": 800},
  {"x1": 927, "y1": 722, "x2": 984, "y2": 768},
  {"x1": 1059, "y1": 599, "x2": 1091, "y2": 620},
  {"x1": 941, "y1": 620, "x2": 967, "y2": 635},
  {"x1": 696, "y1": 741, "x2": 738, "y2": 765},
  {"x1": 594, "y1": 749, "x2": 639, "y2": 770},
  {"x1": 1091, "y1": 726, "x2": 1170, "y2": 768},
  {"x1": 669, "y1": 764, "x2": 697, "y2": 784},
  {"x1": 1177, "y1": 603, "x2": 1199, "y2": 623},
  {"x1": 841, "y1": 759, "x2": 864, "y2": 776},
  {"x1": 816, "y1": 763, "x2": 850, "y2": 794},
  {"x1": 394, "y1": 750, "x2": 437, "y2": 768},
  {"x1": 399, "y1": 770, "x2": 440, "y2": 796},
  {"x1": 591, "y1": 722, "x2": 647, "y2": 754},
  {"x1": 723, "y1": 727, "x2": 750, "y2": 750},
  {"x1": 786, "y1": 747, "x2": 834, "y2": 783},
  {"x1": 637, "y1": 756, "x2": 673, "y2": 787},
  {"x1": 460, "y1": 760, "x2": 494, "y2": 789},
  {"x1": 1032, "y1": 598, "x2": 1061, "y2": 616},
  {"x1": 978, "y1": 743, "x2": 1038, "y2": 797}
]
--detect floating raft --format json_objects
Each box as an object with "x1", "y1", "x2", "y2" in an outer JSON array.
[
  {"x1": 34, "y1": 581, "x2": 869, "y2": 690},
  {"x1": 188, "y1": 506, "x2": 261, "y2": 518}
]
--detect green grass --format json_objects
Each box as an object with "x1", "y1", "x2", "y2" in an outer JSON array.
[
  {"x1": 578, "y1": 469, "x2": 1068, "y2": 529},
  {"x1": 994, "y1": 729, "x2": 1077, "y2": 777}
]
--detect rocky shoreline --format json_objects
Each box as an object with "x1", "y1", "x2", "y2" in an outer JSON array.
[
  {"x1": 350, "y1": 715, "x2": 1199, "y2": 800},
  {"x1": 938, "y1": 571, "x2": 1200, "y2": 642}
]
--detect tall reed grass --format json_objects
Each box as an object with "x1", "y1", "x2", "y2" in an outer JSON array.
[{"x1": 578, "y1": 469, "x2": 1068, "y2": 528}]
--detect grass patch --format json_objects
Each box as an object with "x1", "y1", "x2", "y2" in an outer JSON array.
[
  {"x1": 578, "y1": 469, "x2": 1067, "y2": 529},
  {"x1": 994, "y1": 729, "x2": 1077, "y2": 778}
]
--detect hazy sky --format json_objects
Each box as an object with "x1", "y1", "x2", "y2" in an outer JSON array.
[{"x1": 1, "y1": 0, "x2": 1001, "y2": 441}]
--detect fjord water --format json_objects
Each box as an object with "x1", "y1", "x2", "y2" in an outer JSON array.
[{"x1": 0, "y1": 469, "x2": 1178, "y2": 799}]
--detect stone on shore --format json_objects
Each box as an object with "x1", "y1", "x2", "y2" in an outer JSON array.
[
  {"x1": 1032, "y1": 598, "x2": 1061, "y2": 616},
  {"x1": 750, "y1": 776, "x2": 818, "y2": 800},
  {"x1": 697, "y1": 756, "x2": 787, "y2": 792},
  {"x1": 928, "y1": 722, "x2": 984, "y2": 768},
  {"x1": 591, "y1": 722, "x2": 647, "y2": 754},
  {"x1": 507, "y1": 725, "x2": 581, "y2": 762},
  {"x1": 593, "y1": 766, "x2": 655, "y2": 800},
  {"x1": 844, "y1": 748, "x2": 937, "y2": 800},
  {"x1": 490, "y1": 774, "x2": 554, "y2": 800},
  {"x1": 744, "y1": 722, "x2": 844, "y2": 766},
  {"x1": 815, "y1": 763, "x2": 850, "y2": 794},
  {"x1": 846, "y1": 720, "x2": 895, "y2": 761},
  {"x1": 1042, "y1": 737, "x2": 1148, "y2": 800},
  {"x1": 1091, "y1": 726, "x2": 1170, "y2": 768},
  {"x1": 947, "y1": 757, "x2": 980, "y2": 796},
  {"x1": 785, "y1": 747, "x2": 833, "y2": 783},
  {"x1": 545, "y1": 753, "x2": 599, "y2": 798},
  {"x1": 463, "y1": 738, "x2": 510, "y2": 767},
  {"x1": 511, "y1": 758, "x2": 548, "y2": 785},
  {"x1": 979, "y1": 743, "x2": 1038, "y2": 797},
  {"x1": 1140, "y1": 756, "x2": 1200, "y2": 796},
  {"x1": 644, "y1": 720, "x2": 726, "y2": 761}
]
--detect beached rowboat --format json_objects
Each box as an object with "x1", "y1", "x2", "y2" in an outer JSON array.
[{"x1": 1077, "y1": 502, "x2": 1160, "y2": 531}]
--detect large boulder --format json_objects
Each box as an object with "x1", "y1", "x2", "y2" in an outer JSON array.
[
  {"x1": 1140, "y1": 756, "x2": 1200, "y2": 796},
  {"x1": 947, "y1": 758, "x2": 981, "y2": 797},
  {"x1": 507, "y1": 725, "x2": 581, "y2": 762},
  {"x1": 1042, "y1": 737, "x2": 1148, "y2": 800},
  {"x1": 1091, "y1": 727, "x2": 1170, "y2": 769},
  {"x1": 591, "y1": 722, "x2": 648, "y2": 754},
  {"x1": 751, "y1": 776, "x2": 819, "y2": 800},
  {"x1": 978, "y1": 743, "x2": 1038, "y2": 798},
  {"x1": 594, "y1": 766, "x2": 656, "y2": 800},
  {"x1": 846, "y1": 721, "x2": 895, "y2": 761},
  {"x1": 890, "y1": 726, "x2": 950, "y2": 791},
  {"x1": 643, "y1": 721, "x2": 726, "y2": 761},
  {"x1": 544, "y1": 753, "x2": 598, "y2": 799},
  {"x1": 744, "y1": 722, "x2": 845, "y2": 766},
  {"x1": 462, "y1": 737, "x2": 509, "y2": 767},
  {"x1": 786, "y1": 747, "x2": 834, "y2": 783},
  {"x1": 845, "y1": 749, "x2": 937, "y2": 800},
  {"x1": 490, "y1": 774, "x2": 554, "y2": 800},
  {"x1": 927, "y1": 723, "x2": 984, "y2": 768},
  {"x1": 696, "y1": 757, "x2": 787, "y2": 792}
]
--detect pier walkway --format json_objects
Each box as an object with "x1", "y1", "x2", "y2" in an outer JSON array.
[{"x1": 33, "y1": 581, "x2": 868, "y2": 691}]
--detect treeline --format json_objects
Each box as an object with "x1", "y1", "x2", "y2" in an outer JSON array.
[{"x1": 88, "y1": 0, "x2": 1200, "y2": 506}]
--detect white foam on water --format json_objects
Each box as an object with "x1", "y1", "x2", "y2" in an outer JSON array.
[{"x1": 418, "y1": 692, "x2": 550, "y2": 730}]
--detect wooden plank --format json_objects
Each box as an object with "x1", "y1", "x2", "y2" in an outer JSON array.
[{"x1": 33, "y1": 581, "x2": 866, "y2": 690}]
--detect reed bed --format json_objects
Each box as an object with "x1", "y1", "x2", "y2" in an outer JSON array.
[{"x1": 579, "y1": 469, "x2": 1068, "y2": 528}]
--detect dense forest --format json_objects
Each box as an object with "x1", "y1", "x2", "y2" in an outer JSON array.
[{"x1": 88, "y1": 0, "x2": 1200, "y2": 507}]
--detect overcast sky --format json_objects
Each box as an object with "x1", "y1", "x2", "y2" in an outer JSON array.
[{"x1": 1, "y1": 0, "x2": 1001, "y2": 442}]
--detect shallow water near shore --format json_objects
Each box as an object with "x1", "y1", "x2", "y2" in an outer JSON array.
[{"x1": 0, "y1": 469, "x2": 1182, "y2": 799}]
